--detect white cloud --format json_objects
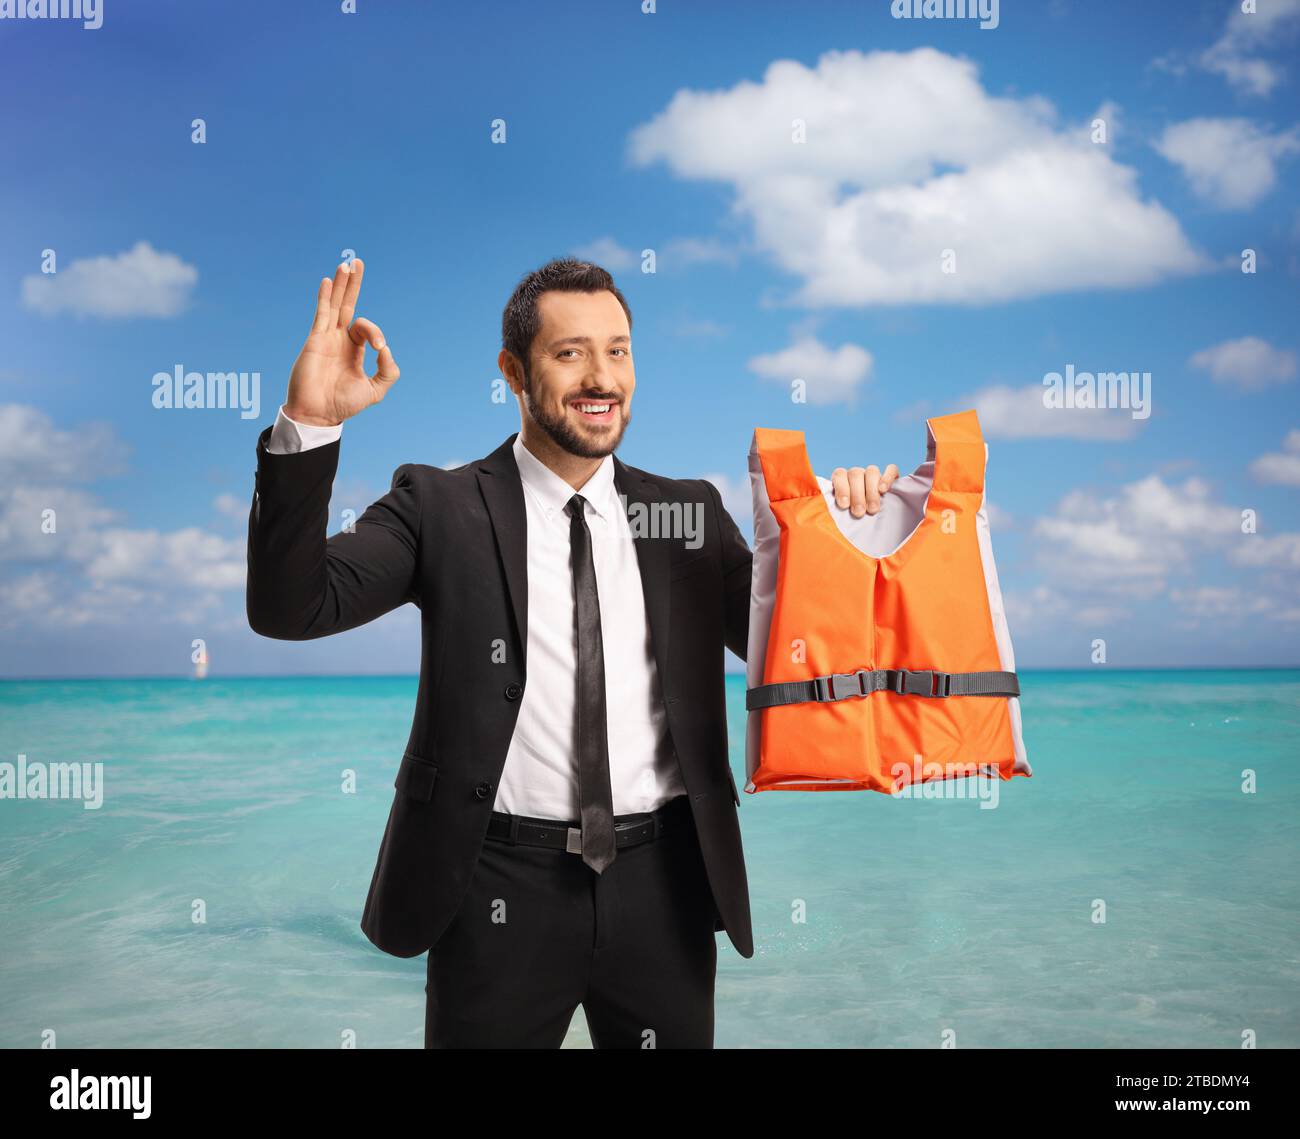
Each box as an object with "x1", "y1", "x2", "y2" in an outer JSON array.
[
  {"x1": 701, "y1": 471, "x2": 752, "y2": 531},
  {"x1": 1189, "y1": 336, "x2": 1297, "y2": 390},
  {"x1": 891, "y1": 398, "x2": 933, "y2": 425},
  {"x1": 0, "y1": 405, "x2": 127, "y2": 565},
  {"x1": 747, "y1": 335, "x2": 872, "y2": 405},
  {"x1": 669, "y1": 316, "x2": 729, "y2": 338},
  {"x1": 1154, "y1": 118, "x2": 1300, "y2": 209},
  {"x1": 984, "y1": 500, "x2": 1014, "y2": 530},
  {"x1": 628, "y1": 48, "x2": 1208, "y2": 306},
  {"x1": 1022, "y1": 465, "x2": 1300, "y2": 627},
  {"x1": 1249, "y1": 429, "x2": 1300, "y2": 485},
  {"x1": 0, "y1": 571, "x2": 237, "y2": 632},
  {"x1": 574, "y1": 235, "x2": 740, "y2": 274},
  {"x1": 1001, "y1": 444, "x2": 1300, "y2": 633},
  {"x1": 1227, "y1": 532, "x2": 1300, "y2": 570},
  {"x1": 570, "y1": 237, "x2": 638, "y2": 272},
  {"x1": 1031, "y1": 474, "x2": 1243, "y2": 598},
  {"x1": 86, "y1": 528, "x2": 246, "y2": 590},
  {"x1": 1167, "y1": 585, "x2": 1274, "y2": 620},
  {"x1": 1001, "y1": 584, "x2": 1129, "y2": 631},
  {"x1": 213, "y1": 492, "x2": 247, "y2": 520},
  {"x1": 1199, "y1": 0, "x2": 1300, "y2": 97},
  {"x1": 662, "y1": 236, "x2": 741, "y2": 268},
  {"x1": 0, "y1": 485, "x2": 117, "y2": 563},
  {"x1": 20, "y1": 241, "x2": 198, "y2": 319},
  {"x1": 0, "y1": 572, "x2": 57, "y2": 619},
  {"x1": 0, "y1": 403, "x2": 247, "y2": 631},
  {"x1": 0, "y1": 403, "x2": 130, "y2": 482},
  {"x1": 963, "y1": 383, "x2": 1142, "y2": 441}
]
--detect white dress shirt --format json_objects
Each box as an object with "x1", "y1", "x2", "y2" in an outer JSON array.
[{"x1": 265, "y1": 406, "x2": 684, "y2": 820}]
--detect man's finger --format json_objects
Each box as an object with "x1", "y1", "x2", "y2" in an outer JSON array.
[
  {"x1": 327, "y1": 261, "x2": 352, "y2": 323},
  {"x1": 310, "y1": 277, "x2": 333, "y2": 333},
  {"x1": 863, "y1": 465, "x2": 882, "y2": 514},
  {"x1": 370, "y1": 344, "x2": 400, "y2": 391},
  {"x1": 831, "y1": 468, "x2": 849, "y2": 509},
  {"x1": 848, "y1": 467, "x2": 867, "y2": 517},
  {"x1": 336, "y1": 258, "x2": 365, "y2": 328},
  {"x1": 348, "y1": 316, "x2": 387, "y2": 354},
  {"x1": 879, "y1": 463, "x2": 900, "y2": 493}
]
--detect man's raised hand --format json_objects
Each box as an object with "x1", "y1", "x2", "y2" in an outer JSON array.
[{"x1": 283, "y1": 259, "x2": 400, "y2": 427}]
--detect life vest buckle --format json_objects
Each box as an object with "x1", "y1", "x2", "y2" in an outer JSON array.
[
  {"x1": 815, "y1": 671, "x2": 867, "y2": 702},
  {"x1": 896, "y1": 669, "x2": 952, "y2": 697}
]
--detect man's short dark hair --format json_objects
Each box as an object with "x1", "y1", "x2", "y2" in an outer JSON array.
[{"x1": 501, "y1": 257, "x2": 633, "y2": 385}]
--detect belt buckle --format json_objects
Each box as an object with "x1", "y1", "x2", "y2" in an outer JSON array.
[
  {"x1": 816, "y1": 672, "x2": 862, "y2": 702},
  {"x1": 898, "y1": 669, "x2": 951, "y2": 697},
  {"x1": 899, "y1": 669, "x2": 932, "y2": 696},
  {"x1": 565, "y1": 826, "x2": 582, "y2": 854}
]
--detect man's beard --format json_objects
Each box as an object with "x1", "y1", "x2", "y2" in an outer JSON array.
[{"x1": 522, "y1": 377, "x2": 629, "y2": 459}]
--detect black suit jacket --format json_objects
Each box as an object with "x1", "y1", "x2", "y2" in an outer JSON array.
[{"x1": 246, "y1": 428, "x2": 755, "y2": 959}]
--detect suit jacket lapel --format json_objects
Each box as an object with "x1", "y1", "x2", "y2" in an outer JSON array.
[
  {"x1": 476, "y1": 435, "x2": 529, "y2": 667},
  {"x1": 614, "y1": 457, "x2": 672, "y2": 688}
]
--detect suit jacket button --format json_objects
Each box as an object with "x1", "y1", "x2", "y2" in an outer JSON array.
[
  {"x1": 475, "y1": 782, "x2": 493, "y2": 800},
  {"x1": 504, "y1": 682, "x2": 523, "y2": 701}
]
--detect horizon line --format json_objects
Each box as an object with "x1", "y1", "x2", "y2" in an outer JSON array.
[{"x1": 2, "y1": 665, "x2": 1299, "y2": 683}]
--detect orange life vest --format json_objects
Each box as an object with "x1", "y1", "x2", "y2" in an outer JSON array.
[{"x1": 743, "y1": 410, "x2": 1030, "y2": 793}]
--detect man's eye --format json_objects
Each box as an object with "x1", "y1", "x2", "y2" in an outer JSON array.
[{"x1": 611, "y1": 348, "x2": 629, "y2": 357}]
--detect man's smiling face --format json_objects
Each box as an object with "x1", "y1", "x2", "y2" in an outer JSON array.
[{"x1": 518, "y1": 289, "x2": 634, "y2": 459}]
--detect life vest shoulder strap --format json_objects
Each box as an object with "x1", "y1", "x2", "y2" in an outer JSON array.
[
  {"x1": 927, "y1": 409, "x2": 987, "y2": 495},
  {"x1": 753, "y1": 427, "x2": 821, "y2": 503},
  {"x1": 756, "y1": 412, "x2": 988, "y2": 502}
]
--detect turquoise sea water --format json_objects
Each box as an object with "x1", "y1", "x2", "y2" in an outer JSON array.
[{"x1": 1, "y1": 672, "x2": 1296, "y2": 1049}]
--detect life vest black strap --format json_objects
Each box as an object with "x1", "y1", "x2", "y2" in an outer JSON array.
[{"x1": 746, "y1": 668, "x2": 1020, "y2": 710}]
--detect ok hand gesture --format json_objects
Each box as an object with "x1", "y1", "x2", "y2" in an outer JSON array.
[{"x1": 284, "y1": 259, "x2": 400, "y2": 427}]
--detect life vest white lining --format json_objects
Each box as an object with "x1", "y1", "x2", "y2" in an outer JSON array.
[{"x1": 974, "y1": 452, "x2": 1032, "y2": 776}]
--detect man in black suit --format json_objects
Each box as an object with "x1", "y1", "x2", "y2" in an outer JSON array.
[{"x1": 246, "y1": 256, "x2": 895, "y2": 1048}]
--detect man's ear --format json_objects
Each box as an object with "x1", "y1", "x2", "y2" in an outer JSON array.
[{"x1": 497, "y1": 348, "x2": 526, "y2": 396}]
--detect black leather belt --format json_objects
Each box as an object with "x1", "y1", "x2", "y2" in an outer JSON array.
[{"x1": 486, "y1": 793, "x2": 690, "y2": 853}]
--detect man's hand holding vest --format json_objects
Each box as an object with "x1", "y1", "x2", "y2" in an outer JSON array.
[{"x1": 830, "y1": 464, "x2": 900, "y2": 517}]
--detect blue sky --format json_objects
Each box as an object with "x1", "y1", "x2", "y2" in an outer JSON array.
[{"x1": 1, "y1": 0, "x2": 1298, "y2": 676}]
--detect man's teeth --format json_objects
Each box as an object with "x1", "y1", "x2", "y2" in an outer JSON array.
[{"x1": 575, "y1": 403, "x2": 611, "y2": 414}]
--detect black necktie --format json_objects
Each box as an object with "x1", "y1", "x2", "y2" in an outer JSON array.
[{"x1": 567, "y1": 493, "x2": 617, "y2": 874}]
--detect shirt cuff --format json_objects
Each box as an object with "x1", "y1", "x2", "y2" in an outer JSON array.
[{"x1": 266, "y1": 405, "x2": 343, "y2": 454}]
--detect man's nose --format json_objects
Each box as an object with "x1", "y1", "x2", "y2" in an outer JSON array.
[{"x1": 583, "y1": 366, "x2": 619, "y2": 396}]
